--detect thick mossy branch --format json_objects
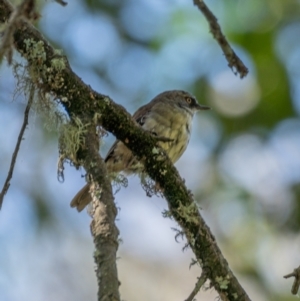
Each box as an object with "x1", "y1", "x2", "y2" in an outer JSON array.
[{"x1": 0, "y1": 1, "x2": 251, "y2": 300}]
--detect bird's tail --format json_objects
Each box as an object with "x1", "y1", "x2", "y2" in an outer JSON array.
[{"x1": 70, "y1": 184, "x2": 91, "y2": 212}]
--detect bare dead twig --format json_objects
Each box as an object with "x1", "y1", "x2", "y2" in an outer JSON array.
[
  {"x1": 0, "y1": 84, "x2": 34, "y2": 209},
  {"x1": 54, "y1": 0, "x2": 68, "y2": 6},
  {"x1": 0, "y1": 0, "x2": 39, "y2": 63},
  {"x1": 284, "y1": 266, "x2": 300, "y2": 295},
  {"x1": 193, "y1": 0, "x2": 248, "y2": 78},
  {"x1": 185, "y1": 272, "x2": 208, "y2": 301}
]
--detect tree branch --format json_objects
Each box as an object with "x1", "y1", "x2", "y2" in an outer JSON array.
[
  {"x1": 0, "y1": 84, "x2": 34, "y2": 209},
  {"x1": 284, "y1": 266, "x2": 300, "y2": 295},
  {"x1": 54, "y1": 0, "x2": 67, "y2": 7},
  {"x1": 193, "y1": 0, "x2": 248, "y2": 78},
  {"x1": 0, "y1": 0, "x2": 39, "y2": 63},
  {"x1": 83, "y1": 127, "x2": 120, "y2": 301},
  {"x1": 185, "y1": 271, "x2": 207, "y2": 301},
  {"x1": 0, "y1": 1, "x2": 252, "y2": 300}
]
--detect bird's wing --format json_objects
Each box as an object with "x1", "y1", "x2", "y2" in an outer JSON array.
[
  {"x1": 132, "y1": 102, "x2": 153, "y2": 126},
  {"x1": 104, "y1": 139, "x2": 119, "y2": 163},
  {"x1": 104, "y1": 102, "x2": 154, "y2": 162}
]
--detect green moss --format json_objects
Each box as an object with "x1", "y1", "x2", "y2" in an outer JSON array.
[
  {"x1": 24, "y1": 39, "x2": 46, "y2": 63},
  {"x1": 59, "y1": 117, "x2": 89, "y2": 163},
  {"x1": 162, "y1": 209, "x2": 172, "y2": 218},
  {"x1": 94, "y1": 249, "x2": 101, "y2": 257},
  {"x1": 215, "y1": 276, "x2": 230, "y2": 290},
  {"x1": 51, "y1": 57, "x2": 66, "y2": 71},
  {"x1": 93, "y1": 112, "x2": 102, "y2": 124},
  {"x1": 176, "y1": 201, "x2": 200, "y2": 224},
  {"x1": 152, "y1": 146, "x2": 160, "y2": 154}
]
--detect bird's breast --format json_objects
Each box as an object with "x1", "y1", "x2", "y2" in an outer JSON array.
[{"x1": 143, "y1": 108, "x2": 193, "y2": 163}]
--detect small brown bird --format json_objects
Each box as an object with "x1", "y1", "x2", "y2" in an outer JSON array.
[{"x1": 70, "y1": 90, "x2": 210, "y2": 211}]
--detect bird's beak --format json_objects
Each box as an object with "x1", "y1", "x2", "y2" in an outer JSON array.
[{"x1": 195, "y1": 103, "x2": 210, "y2": 111}]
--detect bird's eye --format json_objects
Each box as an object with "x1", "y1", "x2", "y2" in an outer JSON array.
[{"x1": 185, "y1": 97, "x2": 192, "y2": 104}]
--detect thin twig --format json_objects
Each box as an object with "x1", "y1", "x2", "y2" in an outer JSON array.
[
  {"x1": 284, "y1": 266, "x2": 300, "y2": 295},
  {"x1": 54, "y1": 0, "x2": 68, "y2": 6},
  {"x1": 0, "y1": 0, "x2": 39, "y2": 63},
  {"x1": 193, "y1": 0, "x2": 248, "y2": 78},
  {"x1": 0, "y1": 85, "x2": 34, "y2": 209},
  {"x1": 185, "y1": 272, "x2": 207, "y2": 301}
]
